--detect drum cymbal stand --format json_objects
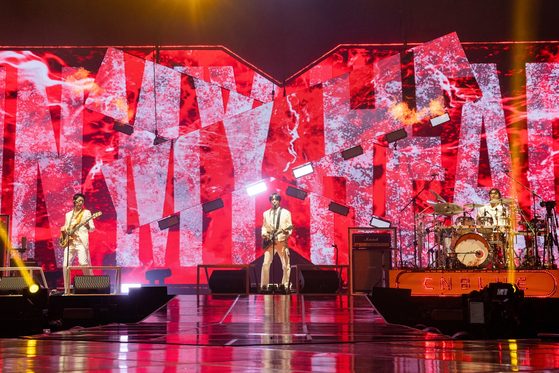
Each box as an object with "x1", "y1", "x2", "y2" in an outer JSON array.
[
  {"x1": 503, "y1": 204, "x2": 516, "y2": 270},
  {"x1": 435, "y1": 223, "x2": 445, "y2": 269},
  {"x1": 416, "y1": 215, "x2": 425, "y2": 268},
  {"x1": 542, "y1": 201, "x2": 558, "y2": 268},
  {"x1": 489, "y1": 239, "x2": 503, "y2": 269},
  {"x1": 400, "y1": 174, "x2": 438, "y2": 269},
  {"x1": 503, "y1": 170, "x2": 544, "y2": 268}
]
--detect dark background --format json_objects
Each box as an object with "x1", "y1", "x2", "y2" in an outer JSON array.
[{"x1": 2, "y1": 0, "x2": 557, "y2": 83}]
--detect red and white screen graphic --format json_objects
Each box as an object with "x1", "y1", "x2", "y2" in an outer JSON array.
[{"x1": 0, "y1": 33, "x2": 557, "y2": 284}]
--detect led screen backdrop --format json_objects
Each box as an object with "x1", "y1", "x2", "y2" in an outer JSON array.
[{"x1": 1, "y1": 32, "x2": 558, "y2": 285}]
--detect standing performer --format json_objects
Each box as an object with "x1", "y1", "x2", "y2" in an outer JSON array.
[
  {"x1": 261, "y1": 193, "x2": 293, "y2": 293},
  {"x1": 60, "y1": 193, "x2": 95, "y2": 292}
]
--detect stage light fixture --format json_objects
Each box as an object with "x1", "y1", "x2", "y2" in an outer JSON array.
[
  {"x1": 370, "y1": 216, "x2": 391, "y2": 228},
  {"x1": 113, "y1": 121, "x2": 134, "y2": 135},
  {"x1": 121, "y1": 283, "x2": 142, "y2": 294},
  {"x1": 247, "y1": 182, "x2": 267, "y2": 196},
  {"x1": 430, "y1": 113, "x2": 450, "y2": 127},
  {"x1": 28, "y1": 283, "x2": 39, "y2": 294},
  {"x1": 341, "y1": 145, "x2": 364, "y2": 160},
  {"x1": 292, "y1": 163, "x2": 314, "y2": 178},
  {"x1": 385, "y1": 128, "x2": 408, "y2": 144},
  {"x1": 328, "y1": 202, "x2": 350, "y2": 216},
  {"x1": 158, "y1": 215, "x2": 180, "y2": 230},
  {"x1": 153, "y1": 130, "x2": 168, "y2": 146},
  {"x1": 145, "y1": 268, "x2": 172, "y2": 285},
  {"x1": 286, "y1": 186, "x2": 308, "y2": 200},
  {"x1": 202, "y1": 198, "x2": 224, "y2": 213}
]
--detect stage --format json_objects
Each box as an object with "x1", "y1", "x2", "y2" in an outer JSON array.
[{"x1": 0, "y1": 294, "x2": 558, "y2": 371}]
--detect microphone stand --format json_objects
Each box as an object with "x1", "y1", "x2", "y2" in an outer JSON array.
[
  {"x1": 272, "y1": 232, "x2": 276, "y2": 293},
  {"x1": 551, "y1": 205, "x2": 559, "y2": 267},
  {"x1": 543, "y1": 203, "x2": 558, "y2": 268},
  {"x1": 400, "y1": 174, "x2": 437, "y2": 268},
  {"x1": 503, "y1": 171, "x2": 543, "y2": 267},
  {"x1": 64, "y1": 211, "x2": 73, "y2": 295}
]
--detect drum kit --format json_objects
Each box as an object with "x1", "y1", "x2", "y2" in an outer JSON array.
[{"x1": 416, "y1": 193, "x2": 549, "y2": 270}]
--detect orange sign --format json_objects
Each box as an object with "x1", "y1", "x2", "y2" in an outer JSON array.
[{"x1": 390, "y1": 269, "x2": 558, "y2": 298}]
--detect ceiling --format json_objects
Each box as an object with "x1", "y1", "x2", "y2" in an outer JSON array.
[{"x1": 1, "y1": 0, "x2": 557, "y2": 83}]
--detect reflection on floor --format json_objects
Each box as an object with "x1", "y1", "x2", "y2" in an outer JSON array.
[{"x1": 1, "y1": 294, "x2": 559, "y2": 371}]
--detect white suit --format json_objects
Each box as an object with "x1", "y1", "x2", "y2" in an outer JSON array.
[
  {"x1": 63, "y1": 209, "x2": 95, "y2": 291},
  {"x1": 261, "y1": 207, "x2": 293, "y2": 288}
]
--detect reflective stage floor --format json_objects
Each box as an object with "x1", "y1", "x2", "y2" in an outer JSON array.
[{"x1": 2, "y1": 294, "x2": 559, "y2": 372}]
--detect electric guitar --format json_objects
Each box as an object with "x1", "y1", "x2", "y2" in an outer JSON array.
[
  {"x1": 262, "y1": 224, "x2": 294, "y2": 250},
  {"x1": 59, "y1": 211, "x2": 102, "y2": 247}
]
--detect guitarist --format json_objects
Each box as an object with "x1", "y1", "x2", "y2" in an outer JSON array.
[
  {"x1": 60, "y1": 193, "x2": 95, "y2": 292},
  {"x1": 261, "y1": 193, "x2": 293, "y2": 293}
]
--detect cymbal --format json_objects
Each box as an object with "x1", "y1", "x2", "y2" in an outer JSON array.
[
  {"x1": 489, "y1": 198, "x2": 514, "y2": 205},
  {"x1": 429, "y1": 189, "x2": 447, "y2": 203},
  {"x1": 464, "y1": 203, "x2": 484, "y2": 209},
  {"x1": 433, "y1": 203, "x2": 463, "y2": 216}
]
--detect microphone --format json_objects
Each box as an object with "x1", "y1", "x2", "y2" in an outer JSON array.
[
  {"x1": 429, "y1": 173, "x2": 438, "y2": 177},
  {"x1": 503, "y1": 170, "x2": 512, "y2": 173}
]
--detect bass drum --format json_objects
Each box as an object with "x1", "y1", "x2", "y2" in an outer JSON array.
[{"x1": 454, "y1": 233, "x2": 492, "y2": 268}]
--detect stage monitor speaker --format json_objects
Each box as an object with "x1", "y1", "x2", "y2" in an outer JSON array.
[
  {"x1": 208, "y1": 270, "x2": 247, "y2": 293},
  {"x1": 299, "y1": 269, "x2": 340, "y2": 293},
  {"x1": 0, "y1": 276, "x2": 28, "y2": 294},
  {"x1": 74, "y1": 275, "x2": 111, "y2": 294},
  {"x1": 352, "y1": 249, "x2": 391, "y2": 292}
]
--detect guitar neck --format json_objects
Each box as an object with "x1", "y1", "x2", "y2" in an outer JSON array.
[{"x1": 69, "y1": 215, "x2": 93, "y2": 235}]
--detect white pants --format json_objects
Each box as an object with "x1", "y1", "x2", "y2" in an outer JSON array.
[
  {"x1": 261, "y1": 240, "x2": 290, "y2": 287},
  {"x1": 63, "y1": 243, "x2": 93, "y2": 292}
]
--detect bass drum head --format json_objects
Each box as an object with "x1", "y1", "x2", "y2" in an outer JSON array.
[{"x1": 454, "y1": 233, "x2": 492, "y2": 268}]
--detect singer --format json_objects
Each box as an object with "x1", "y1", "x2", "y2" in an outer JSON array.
[
  {"x1": 60, "y1": 193, "x2": 95, "y2": 293},
  {"x1": 260, "y1": 193, "x2": 294, "y2": 293}
]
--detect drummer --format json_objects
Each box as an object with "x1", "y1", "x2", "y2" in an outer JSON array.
[{"x1": 476, "y1": 188, "x2": 509, "y2": 229}]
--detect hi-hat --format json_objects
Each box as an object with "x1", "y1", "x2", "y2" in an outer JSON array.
[
  {"x1": 464, "y1": 203, "x2": 484, "y2": 209},
  {"x1": 429, "y1": 189, "x2": 446, "y2": 203},
  {"x1": 426, "y1": 200, "x2": 438, "y2": 205},
  {"x1": 433, "y1": 203, "x2": 463, "y2": 216}
]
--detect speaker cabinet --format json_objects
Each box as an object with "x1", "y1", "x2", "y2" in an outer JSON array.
[
  {"x1": 208, "y1": 270, "x2": 247, "y2": 293},
  {"x1": 74, "y1": 275, "x2": 111, "y2": 294},
  {"x1": 299, "y1": 270, "x2": 340, "y2": 293},
  {"x1": 0, "y1": 276, "x2": 28, "y2": 294},
  {"x1": 352, "y1": 249, "x2": 391, "y2": 292}
]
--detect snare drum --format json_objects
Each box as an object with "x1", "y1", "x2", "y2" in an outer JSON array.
[
  {"x1": 477, "y1": 216, "x2": 494, "y2": 234},
  {"x1": 454, "y1": 233, "x2": 492, "y2": 268},
  {"x1": 455, "y1": 216, "x2": 475, "y2": 235}
]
